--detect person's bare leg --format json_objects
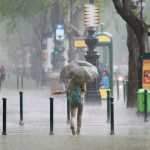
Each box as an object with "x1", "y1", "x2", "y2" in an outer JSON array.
[
  {"x1": 70, "y1": 103, "x2": 77, "y2": 135},
  {"x1": 77, "y1": 103, "x2": 83, "y2": 135}
]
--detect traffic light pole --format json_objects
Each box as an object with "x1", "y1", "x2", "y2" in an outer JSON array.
[
  {"x1": 52, "y1": 1, "x2": 65, "y2": 73},
  {"x1": 52, "y1": 40, "x2": 66, "y2": 73}
]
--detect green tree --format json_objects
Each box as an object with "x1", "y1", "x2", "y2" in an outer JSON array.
[{"x1": 112, "y1": 0, "x2": 150, "y2": 107}]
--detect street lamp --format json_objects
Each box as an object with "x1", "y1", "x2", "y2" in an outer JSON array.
[
  {"x1": 136, "y1": 0, "x2": 146, "y2": 19},
  {"x1": 84, "y1": 0, "x2": 101, "y2": 104},
  {"x1": 136, "y1": 0, "x2": 150, "y2": 36}
]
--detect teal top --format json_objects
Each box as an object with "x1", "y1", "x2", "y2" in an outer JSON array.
[{"x1": 101, "y1": 76, "x2": 109, "y2": 88}]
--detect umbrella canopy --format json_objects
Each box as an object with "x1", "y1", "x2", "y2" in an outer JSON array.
[{"x1": 64, "y1": 61, "x2": 99, "y2": 83}]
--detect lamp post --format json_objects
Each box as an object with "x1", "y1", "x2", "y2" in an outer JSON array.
[
  {"x1": 136, "y1": 0, "x2": 146, "y2": 19},
  {"x1": 42, "y1": 29, "x2": 53, "y2": 82},
  {"x1": 136, "y1": 1, "x2": 150, "y2": 36},
  {"x1": 84, "y1": 0, "x2": 101, "y2": 104},
  {"x1": 42, "y1": 30, "x2": 53, "y2": 49},
  {"x1": 84, "y1": 27, "x2": 101, "y2": 105}
]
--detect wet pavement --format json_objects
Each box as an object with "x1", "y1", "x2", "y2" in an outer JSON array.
[{"x1": 0, "y1": 75, "x2": 150, "y2": 149}]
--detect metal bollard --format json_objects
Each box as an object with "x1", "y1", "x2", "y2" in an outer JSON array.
[
  {"x1": 17, "y1": 76, "x2": 19, "y2": 90},
  {"x1": 110, "y1": 97, "x2": 115, "y2": 135},
  {"x1": 37, "y1": 78, "x2": 39, "y2": 90},
  {"x1": 117, "y1": 80, "x2": 119, "y2": 101},
  {"x1": 27, "y1": 72, "x2": 28, "y2": 79},
  {"x1": 144, "y1": 90, "x2": 148, "y2": 122},
  {"x1": 41, "y1": 77, "x2": 43, "y2": 90},
  {"x1": 106, "y1": 90, "x2": 110, "y2": 123},
  {"x1": 19, "y1": 91, "x2": 24, "y2": 126},
  {"x1": 21, "y1": 76, "x2": 23, "y2": 90},
  {"x1": 123, "y1": 80, "x2": 126, "y2": 103},
  {"x1": 0, "y1": 77, "x2": 1, "y2": 91},
  {"x1": 49, "y1": 97, "x2": 54, "y2": 135},
  {"x1": 8, "y1": 73, "x2": 10, "y2": 80},
  {"x1": 126, "y1": 80, "x2": 128, "y2": 102},
  {"x1": 2, "y1": 98, "x2": 7, "y2": 135},
  {"x1": 67, "y1": 92, "x2": 70, "y2": 124}
]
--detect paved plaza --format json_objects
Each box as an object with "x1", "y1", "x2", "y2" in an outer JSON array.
[{"x1": 0, "y1": 75, "x2": 150, "y2": 149}]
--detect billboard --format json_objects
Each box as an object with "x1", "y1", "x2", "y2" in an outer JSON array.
[{"x1": 142, "y1": 59, "x2": 150, "y2": 90}]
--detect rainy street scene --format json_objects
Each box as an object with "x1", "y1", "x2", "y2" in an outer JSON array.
[{"x1": 0, "y1": 0, "x2": 150, "y2": 150}]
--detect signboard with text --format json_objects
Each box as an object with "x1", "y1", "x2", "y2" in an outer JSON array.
[
  {"x1": 142, "y1": 59, "x2": 150, "y2": 90},
  {"x1": 84, "y1": 4, "x2": 99, "y2": 27},
  {"x1": 56, "y1": 25, "x2": 64, "y2": 40}
]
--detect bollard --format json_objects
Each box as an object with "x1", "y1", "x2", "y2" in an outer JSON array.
[
  {"x1": 106, "y1": 90, "x2": 110, "y2": 123},
  {"x1": 8, "y1": 73, "x2": 10, "y2": 80},
  {"x1": 0, "y1": 77, "x2": 1, "y2": 91},
  {"x1": 37, "y1": 78, "x2": 39, "y2": 90},
  {"x1": 41, "y1": 77, "x2": 43, "y2": 90},
  {"x1": 17, "y1": 76, "x2": 19, "y2": 90},
  {"x1": 144, "y1": 90, "x2": 148, "y2": 122},
  {"x1": 19, "y1": 91, "x2": 24, "y2": 126},
  {"x1": 117, "y1": 80, "x2": 119, "y2": 101},
  {"x1": 123, "y1": 80, "x2": 126, "y2": 103},
  {"x1": 110, "y1": 97, "x2": 115, "y2": 135},
  {"x1": 67, "y1": 92, "x2": 70, "y2": 124},
  {"x1": 49, "y1": 97, "x2": 54, "y2": 135},
  {"x1": 21, "y1": 76, "x2": 23, "y2": 90},
  {"x1": 27, "y1": 72, "x2": 28, "y2": 79},
  {"x1": 126, "y1": 80, "x2": 128, "y2": 102},
  {"x1": 2, "y1": 98, "x2": 7, "y2": 135}
]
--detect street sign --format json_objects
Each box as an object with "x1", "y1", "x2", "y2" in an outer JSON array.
[
  {"x1": 74, "y1": 37, "x2": 87, "y2": 47},
  {"x1": 84, "y1": 4, "x2": 99, "y2": 27},
  {"x1": 56, "y1": 25, "x2": 64, "y2": 40}
]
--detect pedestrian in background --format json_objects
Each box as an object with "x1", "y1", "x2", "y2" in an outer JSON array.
[
  {"x1": 99, "y1": 70, "x2": 109, "y2": 89},
  {"x1": 0, "y1": 65, "x2": 6, "y2": 82},
  {"x1": 59, "y1": 68, "x2": 68, "y2": 101}
]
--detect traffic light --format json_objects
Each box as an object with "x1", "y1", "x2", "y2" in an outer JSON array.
[
  {"x1": 54, "y1": 50, "x2": 58, "y2": 54},
  {"x1": 122, "y1": 35, "x2": 125, "y2": 43},
  {"x1": 122, "y1": 39, "x2": 125, "y2": 43}
]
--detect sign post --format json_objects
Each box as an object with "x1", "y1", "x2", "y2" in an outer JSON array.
[
  {"x1": 56, "y1": 25, "x2": 64, "y2": 40},
  {"x1": 52, "y1": 24, "x2": 65, "y2": 73}
]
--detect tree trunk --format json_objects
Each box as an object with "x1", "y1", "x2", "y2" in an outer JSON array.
[
  {"x1": 112, "y1": 0, "x2": 149, "y2": 107},
  {"x1": 68, "y1": 31, "x2": 76, "y2": 62},
  {"x1": 126, "y1": 25, "x2": 139, "y2": 107}
]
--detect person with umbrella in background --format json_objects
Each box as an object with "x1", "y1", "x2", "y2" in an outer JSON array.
[{"x1": 52, "y1": 61, "x2": 99, "y2": 135}]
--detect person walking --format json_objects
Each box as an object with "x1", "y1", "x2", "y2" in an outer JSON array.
[
  {"x1": 59, "y1": 68, "x2": 68, "y2": 101},
  {"x1": 52, "y1": 61, "x2": 99, "y2": 135},
  {"x1": 0, "y1": 66, "x2": 6, "y2": 82},
  {"x1": 53, "y1": 79, "x2": 86, "y2": 135}
]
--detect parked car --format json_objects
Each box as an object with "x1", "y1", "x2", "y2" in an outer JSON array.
[{"x1": 116, "y1": 65, "x2": 128, "y2": 81}]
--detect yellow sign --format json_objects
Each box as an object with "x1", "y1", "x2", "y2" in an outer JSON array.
[
  {"x1": 84, "y1": 4, "x2": 99, "y2": 27},
  {"x1": 74, "y1": 39, "x2": 87, "y2": 47},
  {"x1": 97, "y1": 35, "x2": 111, "y2": 42},
  {"x1": 142, "y1": 59, "x2": 150, "y2": 90},
  {"x1": 99, "y1": 89, "x2": 110, "y2": 99}
]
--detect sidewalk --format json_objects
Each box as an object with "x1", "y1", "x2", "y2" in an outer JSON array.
[
  {"x1": 1, "y1": 75, "x2": 150, "y2": 149},
  {"x1": 1, "y1": 134, "x2": 150, "y2": 150}
]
